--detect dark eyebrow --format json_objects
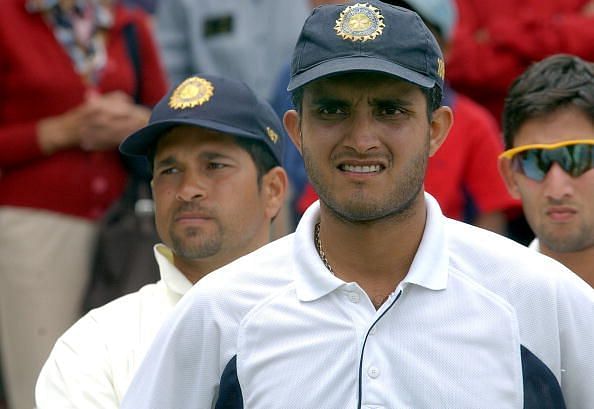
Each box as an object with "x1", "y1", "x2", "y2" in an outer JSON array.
[
  {"x1": 309, "y1": 96, "x2": 349, "y2": 106},
  {"x1": 154, "y1": 155, "x2": 177, "y2": 169},
  {"x1": 309, "y1": 95, "x2": 415, "y2": 108},
  {"x1": 369, "y1": 96, "x2": 415, "y2": 107},
  {"x1": 155, "y1": 150, "x2": 236, "y2": 168},
  {"x1": 199, "y1": 151, "x2": 234, "y2": 161}
]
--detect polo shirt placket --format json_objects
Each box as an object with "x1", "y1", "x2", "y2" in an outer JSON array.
[{"x1": 356, "y1": 289, "x2": 402, "y2": 409}]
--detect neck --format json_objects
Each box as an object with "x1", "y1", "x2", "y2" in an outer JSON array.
[
  {"x1": 541, "y1": 245, "x2": 594, "y2": 288},
  {"x1": 317, "y1": 195, "x2": 427, "y2": 299},
  {"x1": 173, "y1": 257, "x2": 221, "y2": 284}
]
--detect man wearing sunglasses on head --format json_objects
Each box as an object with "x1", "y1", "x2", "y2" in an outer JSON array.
[{"x1": 499, "y1": 54, "x2": 594, "y2": 288}]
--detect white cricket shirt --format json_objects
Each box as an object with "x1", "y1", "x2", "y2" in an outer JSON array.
[
  {"x1": 35, "y1": 245, "x2": 192, "y2": 409},
  {"x1": 121, "y1": 194, "x2": 594, "y2": 409}
]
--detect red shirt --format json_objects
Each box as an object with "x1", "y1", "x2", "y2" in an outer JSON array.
[
  {"x1": 0, "y1": 1, "x2": 167, "y2": 219},
  {"x1": 424, "y1": 94, "x2": 518, "y2": 220},
  {"x1": 448, "y1": 0, "x2": 594, "y2": 121}
]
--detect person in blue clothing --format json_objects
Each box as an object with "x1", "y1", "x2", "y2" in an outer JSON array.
[
  {"x1": 154, "y1": 0, "x2": 309, "y2": 100},
  {"x1": 122, "y1": 0, "x2": 157, "y2": 14}
]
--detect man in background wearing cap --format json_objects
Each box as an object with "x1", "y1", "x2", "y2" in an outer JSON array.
[
  {"x1": 499, "y1": 54, "x2": 594, "y2": 290},
  {"x1": 34, "y1": 74, "x2": 288, "y2": 409},
  {"x1": 122, "y1": 2, "x2": 594, "y2": 408}
]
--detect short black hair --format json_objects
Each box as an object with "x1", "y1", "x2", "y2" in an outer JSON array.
[
  {"x1": 147, "y1": 132, "x2": 278, "y2": 188},
  {"x1": 502, "y1": 54, "x2": 594, "y2": 149},
  {"x1": 233, "y1": 137, "x2": 279, "y2": 187}
]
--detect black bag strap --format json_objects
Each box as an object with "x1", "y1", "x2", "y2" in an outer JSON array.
[
  {"x1": 123, "y1": 23, "x2": 142, "y2": 104},
  {"x1": 121, "y1": 22, "x2": 152, "y2": 179}
]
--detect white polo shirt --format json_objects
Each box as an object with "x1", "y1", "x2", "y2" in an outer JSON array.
[
  {"x1": 121, "y1": 194, "x2": 594, "y2": 409},
  {"x1": 35, "y1": 245, "x2": 192, "y2": 409}
]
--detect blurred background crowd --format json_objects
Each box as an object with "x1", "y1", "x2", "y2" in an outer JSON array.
[{"x1": 2, "y1": 0, "x2": 594, "y2": 408}]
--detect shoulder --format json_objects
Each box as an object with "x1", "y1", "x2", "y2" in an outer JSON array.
[
  {"x1": 1, "y1": 0, "x2": 41, "y2": 38},
  {"x1": 178, "y1": 234, "x2": 296, "y2": 323},
  {"x1": 40, "y1": 288, "x2": 149, "y2": 371},
  {"x1": 65, "y1": 281, "x2": 171, "y2": 344},
  {"x1": 444, "y1": 219, "x2": 594, "y2": 355},
  {"x1": 445, "y1": 219, "x2": 588, "y2": 301},
  {"x1": 194, "y1": 234, "x2": 294, "y2": 295},
  {"x1": 448, "y1": 219, "x2": 551, "y2": 273},
  {"x1": 45, "y1": 281, "x2": 175, "y2": 375}
]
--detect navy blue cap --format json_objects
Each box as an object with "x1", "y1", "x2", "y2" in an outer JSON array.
[
  {"x1": 120, "y1": 74, "x2": 285, "y2": 166},
  {"x1": 287, "y1": 1, "x2": 445, "y2": 92}
]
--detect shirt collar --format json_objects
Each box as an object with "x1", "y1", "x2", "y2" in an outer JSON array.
[
  {"x1": 293, "y1": 192, "x2": 450, "y2": 302},
  {"x1": 292, "y1": 202, "x2": 344, "y2": 301},
  {"x1": 153, "y1": 244, "x2": 193, "y2": 297},
  {"x1": 529, "y1": 238, "x2": 541, "y2": 252},
  {"x1": 403, "y1": 193, "x2": 450, "y2": 290}
]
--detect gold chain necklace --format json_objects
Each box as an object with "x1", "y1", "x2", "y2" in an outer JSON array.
[{"x1": 314, "y1": 222, "x2": 334, "y2": 274}]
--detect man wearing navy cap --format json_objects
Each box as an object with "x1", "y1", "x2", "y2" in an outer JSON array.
[
  {"x1": 122, "y1": 2, "x2": 594, "y2": 408},
  {"x1": 35, "y1": 74, "x2": 288, "y2": 409}
]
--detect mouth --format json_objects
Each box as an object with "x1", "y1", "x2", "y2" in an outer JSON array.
[
  {"x1": 174, "y1": 207, "x2": 214, "y2": 224},
  {"x1": 338, "y1": 163, "x2": 385, "y2": 174},
  {"x1": 175, "y1": 214, "x2": 210, "y2": 221},
  {"x1": 545, "y1": 206, "x2": 577, "y2": 222}
]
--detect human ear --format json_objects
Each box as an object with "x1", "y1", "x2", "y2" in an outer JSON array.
[
  {"x1": 283, "y1": 109, "x2": 302, "y2": 155},
  {"x1": 428, "y1": 106, "x2": 453, "y2": 157},
  {"x1": 261, "y1": 166, "x2": 289, "y2": 221},
  {"x1": 498, "y1": 157, "x2": 522, "y2": 199}
]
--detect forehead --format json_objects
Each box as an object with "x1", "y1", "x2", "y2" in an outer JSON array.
[
  {"x1": 155, "y1": 126, "x2": 243, "y2": 156},
  {"x1": 514, "y1": 107, "x2": 594, "y2": 146},
  {"x1": 302, "y1": 72, "x2": 425, "y2": 101}
]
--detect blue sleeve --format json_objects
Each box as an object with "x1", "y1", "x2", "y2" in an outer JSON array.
[{"x1": 155, "y1": 0, "x2": 193, "y2": 85}]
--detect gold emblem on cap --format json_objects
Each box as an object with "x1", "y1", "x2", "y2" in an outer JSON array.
[
  {"x1": 335, "y1": 3, "x2": 385, "y2": 42},
  {"x1": 168, "y1": 76, "x2": 214, "y2": 110},
  {"x1": 437, "y1": 58, "x2": 445, "y2": 80},
  {"x1": 266, "y1": 127, "x2": 279, "y2": 144}
]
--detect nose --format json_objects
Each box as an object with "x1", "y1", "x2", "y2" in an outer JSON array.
[
  {"x1": 343, "y1": 110, "x2": 380, "y2": 154},
  {"x1": 175, "y1": 169, "x2": 207, "y2": 202},
  {"x1": 542, "y1": 162, "x2": 574, "y2": 201}
]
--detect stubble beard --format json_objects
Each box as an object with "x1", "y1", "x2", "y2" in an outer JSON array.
[
  {"x1": 538, "y1": 221, "x2": 594, "y2": 253},
  {"x1": 302, "y1": 140, "x2": 429, "y2": 224},
  {"x1": 169, "y1": 225, "x2": 223, "y2": 259}
]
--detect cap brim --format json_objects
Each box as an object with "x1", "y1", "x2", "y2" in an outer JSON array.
[
  {"x1": 120, "y1": 118, "x2": 262, "y2": 156},
  {"x1": 287, "y1": 56, "x2": 436, "y2": 91}
]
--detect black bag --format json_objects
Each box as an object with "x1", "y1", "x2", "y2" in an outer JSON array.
[
  {"x1": 83, "y1": 178, "x2": 161, "y2": 311},
  {"x1": 82, "y1": 22, "x2": 160, "y2": 312}
]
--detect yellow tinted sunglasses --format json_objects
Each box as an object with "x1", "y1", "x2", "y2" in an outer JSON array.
[{"x1": 499, "y1": 139, "x2": 594, "y2": 181}]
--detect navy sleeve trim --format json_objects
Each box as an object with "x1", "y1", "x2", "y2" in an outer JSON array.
[
  {"x1": 521, "y1": 345, "x2": 566, "y2": 409},
  {"x1": 215, "y1": 355, "x2": 244, "y2": 409},
  {"x1": 215, "y1": 345, "x2": 564, "y2": 408}
]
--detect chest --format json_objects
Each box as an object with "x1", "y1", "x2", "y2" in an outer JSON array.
[{"x1": 236, "y1": 285, "x2": 524, "y2": 408}]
